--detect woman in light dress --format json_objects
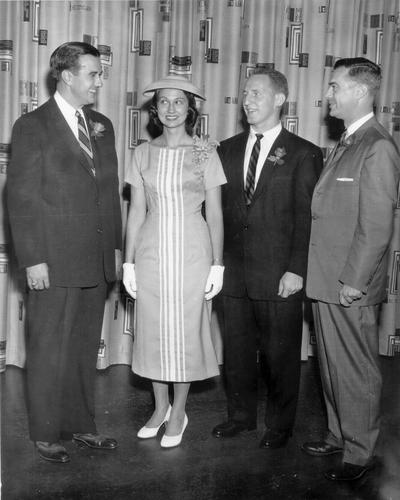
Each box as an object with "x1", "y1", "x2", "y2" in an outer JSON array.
[{"x1": 123, "y1": 75, "x2": 226, "y2": 448}]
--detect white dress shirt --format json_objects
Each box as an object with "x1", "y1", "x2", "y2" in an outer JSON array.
[
  {"x1": 243, "y1": 123, "x2": 282, "y2": 187},
  {"x1": 345, "y1": 112, "x2": 374, "y2": 138},
  {"x1": 54, "y1": 91, "x2": 89, "y2": 141}
]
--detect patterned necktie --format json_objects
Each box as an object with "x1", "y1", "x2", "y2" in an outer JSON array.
[
  {"x1": 245, "y1": 133, "x2": 263, "y2": 205},
  {"x1": 76, "y1": 110, "x2": 95, "y2": 174}
]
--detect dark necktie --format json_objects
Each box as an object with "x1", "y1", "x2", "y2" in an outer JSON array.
[
  {"x1": 331, "y1": 130, "x2": 348, "y2": 160},
  {"x1": 338, "y1": 130, "x2": 348, "y2": 147},
  {"x1": 245, "y1": 133, "x2": 263, "y2": 205},
  {"x1": 76, "y1": 110, "x2": 95, "y2": 175}
]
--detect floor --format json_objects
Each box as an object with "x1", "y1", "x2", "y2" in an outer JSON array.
[{"x1": 1, "y1": 357, "x2": 400, "y2": 500}]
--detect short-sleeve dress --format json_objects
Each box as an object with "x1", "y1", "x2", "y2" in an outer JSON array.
[{"x1": 125, "y1": 137, "x2": 227, "y2": 382}]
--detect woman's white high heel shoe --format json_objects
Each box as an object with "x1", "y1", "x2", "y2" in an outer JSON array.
[
  {"x1": 160, "y1": 414, "x2": 188, "y2": 448},
  {"x1": 137, "y1": 405, "x2": 172, "y2": 439}
]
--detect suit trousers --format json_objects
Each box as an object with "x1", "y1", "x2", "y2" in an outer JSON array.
[
  {"x1": 222, "y1": 295, "x2": 303, "y2": 431},
  {"x1": 312, "y1": 301, "x2": 382, "y2": 465},
  {"x1": 26, "y1": 280, "x2": 107, "y2": 442}
]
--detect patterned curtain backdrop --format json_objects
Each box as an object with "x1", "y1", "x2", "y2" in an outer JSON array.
[{"x1": 1, "y1": 0, "x2": 400, "y2": 373}]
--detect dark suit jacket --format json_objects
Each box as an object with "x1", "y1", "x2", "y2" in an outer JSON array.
[
  {"x1": 307, "y1": 117, "x2": 400, "y2": 305},
  {"x1": 218, "y1": 127, "x2": 323, "y2": 301},
  {"x1": 7, "y1": 97, "x2": 122, "y2": 287}
]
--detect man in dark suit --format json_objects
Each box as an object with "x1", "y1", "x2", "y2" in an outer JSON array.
[
  {"x1": 212, "y1": 68, "x2": 322, "y2": 448},
  {"x1": 303, "y1": 58, "x2": 400, "y2": 481},
  {"x1": 7, "y1": 42, "x2": 122, "y2": 463}
]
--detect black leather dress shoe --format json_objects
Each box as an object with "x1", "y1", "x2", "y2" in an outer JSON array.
[
  {"x1": 259, "y1": 428, "x2": 291, "y2": 449},
  {"x1": 302, "y1": 441, "x2": 343, "y2": 456},
  {"x1": 325, "y1": 461, "x2": 375, "y2": 481},
  {"x1": 73, "y1": 433, "x2": 118, "y2": 449},
  {"x1": 35, "y1": 441, "x2": 70, "y2": 463},
  {"x1": 212, "y1": 420, "x2": 256, "y2": 438}
]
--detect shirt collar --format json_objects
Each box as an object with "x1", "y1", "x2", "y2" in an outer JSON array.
[
  {"x1": 54, "y1": 90, "x2": 81, "y2": 119},
  {"x1": 250, "y1": 122, "x2": 282, "y2": 140},
  {"x1": 346, "y1": 112, "x2": 374, "y2": 137}
]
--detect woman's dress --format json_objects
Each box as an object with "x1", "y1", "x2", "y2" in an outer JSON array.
[{"x1": 125, "y1": 137, "x2": 227, "y2": 382}]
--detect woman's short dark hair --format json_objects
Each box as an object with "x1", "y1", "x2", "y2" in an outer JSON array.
[
  {"x1": 50, "y1": 42, "x2": 100, "y2": 81},
  {"x1": 148, "y1": 90, "x2": 199, "y2": 136}
]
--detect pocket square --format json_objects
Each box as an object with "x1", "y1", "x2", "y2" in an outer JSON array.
[{"x1": 336, "y1": 177, "x2": 354, "y2": 181}]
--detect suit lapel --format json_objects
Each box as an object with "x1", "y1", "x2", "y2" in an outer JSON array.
[
  {"x1": 317, "y1": 117, "x2": 377, "y2": 187},
  {"x1": 47, "y1": 98, "x2": 80, "y2": 156},
  {"x1": 229, "y1": 133, "x2": 249, "y2": 213},
  {"x1": 250, "y1": 128, "x2": 286, "y2": 205},
  {"x1": 47, "y1": 98, "x2": 96, "y2": 180},
  {"x1": 321, "y1": 130, "x2": 352, "y2": 174}
]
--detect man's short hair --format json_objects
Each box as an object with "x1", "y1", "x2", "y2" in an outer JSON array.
[
  {"x1": 50, "y1": 42, "x2": 100, "y2": 81},
  {"x1": 250, "y1": 67, "x2": 289, "y2": 101},
  {"x1": 334, "y1": 57, "x2": 381, "y2": 96}
]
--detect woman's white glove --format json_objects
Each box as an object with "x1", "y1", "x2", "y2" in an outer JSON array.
[
  {"x1": 123, "y1": 263, "x2": 137, "y2": 299},
  {"x1": 205, "y1": 265, "x2": 224, "y2": 301}
]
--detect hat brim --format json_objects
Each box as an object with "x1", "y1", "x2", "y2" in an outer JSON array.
[{"x1": 143, "y1": 76, "x2": 206, "y2": 101}]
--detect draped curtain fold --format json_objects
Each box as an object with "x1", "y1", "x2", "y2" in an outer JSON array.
[{"x1": 1, "y1": 0, "x2": 399, "y2": 372}]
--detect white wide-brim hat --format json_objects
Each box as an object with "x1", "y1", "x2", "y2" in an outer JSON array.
[{"x1": 143, "y1": 75, "x2": 206, "y2": 100}]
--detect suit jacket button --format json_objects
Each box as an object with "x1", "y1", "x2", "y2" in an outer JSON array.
[
  {"x1": 97, "y1": 228, "x2": 103, "y2": 234},
  {"x1": 312, "y1": 215, "x2": 318, "y2": 220}
]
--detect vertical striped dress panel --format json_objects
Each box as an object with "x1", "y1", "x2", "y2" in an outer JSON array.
[{"x1": 125, "y1": 140, "x2": 226, "y2": 382}]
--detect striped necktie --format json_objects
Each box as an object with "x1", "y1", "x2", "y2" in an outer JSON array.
[
  {"x1": 76, "y1": 111, "x2": 95, "y2": 174},
  {"x1": 245, "y1": 133, "x2": 263, "y2": 205}
]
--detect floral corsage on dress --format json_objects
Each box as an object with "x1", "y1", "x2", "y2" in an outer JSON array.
[
  {"x1": 192, "y1": 135, "x2": 219, "y2": 165},
  {"x1": 192, "y1": 135, "x2": 219, "y2": 183}
]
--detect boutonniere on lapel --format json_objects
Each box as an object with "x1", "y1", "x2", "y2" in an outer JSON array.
[
  {"x1": 193, "y1": 135, "x2": 219, "y2": 165},
  {"x1": 267, "y1": 147, "x2": 287, "y2": 165},
  {"x1": 89, "y1": 119, "x2": 105, "y2": 139}
]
